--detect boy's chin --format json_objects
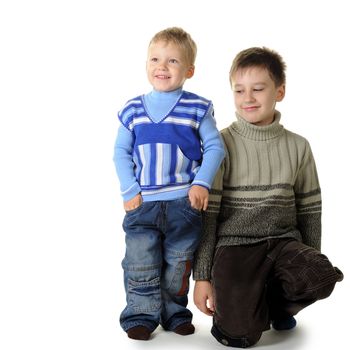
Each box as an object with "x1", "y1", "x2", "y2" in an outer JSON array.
[{"x1": 241, "y1": 115, "x2": 274, "y2": 126}]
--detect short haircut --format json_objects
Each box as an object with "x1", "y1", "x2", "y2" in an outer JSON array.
[
  {"x1": 149, "y1": 27, "x2": 197, "y2": 65},
  {"x1": 229, "y1": 47, "x2": 286, "y2": 87}
]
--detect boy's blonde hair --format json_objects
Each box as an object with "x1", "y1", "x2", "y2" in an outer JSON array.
[
  {"x1": 229, "y1": 47, "x2": 286, "y2": 87},
  {"x1": 149, "y1": 27, "x2": 197, "y2": 65}
]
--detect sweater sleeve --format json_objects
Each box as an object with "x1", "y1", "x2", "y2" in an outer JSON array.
[
  {"x1": 294, "y1": 141, "x2": 322, "y2": 251},
  {"x1": 113, "y1": 124, "x2": 141, "y2": 201},
  {"x1": 193, "y1": 145, "x2": 227, "y2": 280},
  {"x1": 192, "y1": 104, "x2": 225, "y2": 189}
]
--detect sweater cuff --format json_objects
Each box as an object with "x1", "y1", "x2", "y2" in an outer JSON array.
[
  {"x1": 121, "y1": 182, "x2": 141, "y2": 201},
  {"x1": 191, "y1": 181, "x2": 210, "y2": 190},
  {"x1": 193, "y1": 268, "x2": 211, "y2": 281}
]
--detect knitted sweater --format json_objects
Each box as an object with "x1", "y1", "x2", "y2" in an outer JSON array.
[
  {"x1": 114, "y1": 89, "x2": 225, "y2": 201},
  {"x1": 193, "y1": 111, "x2": 322, "y2": 280}
]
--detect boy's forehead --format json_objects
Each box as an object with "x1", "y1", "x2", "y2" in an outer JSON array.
[
  {"x1": 232, "y1": 66, "x2": 272, "y2": 83},
  {"x1": 149, "y1": 40, "x2": 181, "y2": 52},
  {"x1": 148, "y1": 40, "x2": 189, "y2": 62}
]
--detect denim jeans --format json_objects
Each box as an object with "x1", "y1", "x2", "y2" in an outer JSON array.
[
  {"x1": 211, "y1": 239, "x2": 343, "y2": 348},
  {"x1": 120, "y1": 197, "x2": 202, "y2": 332}
]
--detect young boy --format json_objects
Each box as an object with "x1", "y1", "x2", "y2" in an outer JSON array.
[
  {"x1": 193, "y1": 47, "x2": 343, "y2": 348},
  {"x1": 113, "y1": 27, "x2": 225, "y2": 341}
]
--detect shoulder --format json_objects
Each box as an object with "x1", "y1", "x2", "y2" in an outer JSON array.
[
  {"x1": 118, "y1": 95, "x2": 143, "y2": 115},
  {"x1": 118, "y1": 95, "x2": 144, "y2": 126},
  {"x1": 178, "y1": 91, "x2": 213, "y2": 122},
  {"x1": 282, "y1": 128, "x2": 316, "y2": 165},
  {"x1": 180, "y1": 90, "x2": 212, "y2": 106},
  {"x1": 220, "y1": 126, "x2": 230, "y2": 139},
  {"x1": 220, "y1": 125, "x2": 236, "y2": 143},
  {"x1": 283, "y1": 128, "x2": 312, "y2": 149}
]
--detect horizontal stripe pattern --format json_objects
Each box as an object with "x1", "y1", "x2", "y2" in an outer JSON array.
[
  {"x1": 193, "y1": 112, "x2": 322, "y2": 280},
  {"x1": 118, "y1": 94, "x2": 210, "y2": 131}
]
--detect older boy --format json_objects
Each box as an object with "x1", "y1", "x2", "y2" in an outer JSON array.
[
  {"x1": 193, "y1": 47, "x2": 343, "y2": 348},
  {"x1": 114, "y1": 27, "x2": 225, "y2": 340}
]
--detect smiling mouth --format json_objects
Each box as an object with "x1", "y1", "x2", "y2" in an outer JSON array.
[
  {"x1": 155, "y1": 75, "x2": 170, "y2": 79},
  {"x1": 243, "y1": 106, "x2": 259, "y2": 111}
]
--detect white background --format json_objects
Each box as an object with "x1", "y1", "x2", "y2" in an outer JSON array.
[{"x1": 0, "y1": 0, "x2": 349, "y2": 349}]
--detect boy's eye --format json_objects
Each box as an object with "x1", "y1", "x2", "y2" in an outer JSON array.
[
  {"x1": 169, "y1": 59, "x2": 178, "y2": 64},
  {"x1": 254, "y1": 88, "x2": 263, "y2": 92},
  {"x1": 150, "y1": 57, "x2": 158, "y2": 62},
  {"x1": 235, "y1": 90, "x2": 243, "y2": 94}
]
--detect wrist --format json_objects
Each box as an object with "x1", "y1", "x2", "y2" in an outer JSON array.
[{"x1": 191, "y1": 182, "x2": 210, "y2": 190}]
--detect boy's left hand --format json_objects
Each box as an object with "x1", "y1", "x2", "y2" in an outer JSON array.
[{"x1": 188, "y1": 185, "x2": 209, "y2": 211}]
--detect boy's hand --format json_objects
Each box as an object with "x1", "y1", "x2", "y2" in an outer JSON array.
[
  {"x1": 193, "y1": 280, "x2": 215, "y2": 316},
  {"x1": 188, "y1": 185, "x2": 209, "y2": 211},
  {"x1": 124, "y1": 193, "x2": 142, "y2": 211}
]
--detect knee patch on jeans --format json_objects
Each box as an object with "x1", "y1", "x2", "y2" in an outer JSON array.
[
  {"x1": 164, "y1": 259, "x2": 192, "y2": 296},
  {"x1": 127, "y1": 276, "x2": 161, "y2": 313},
  {"x1": 176, "y1": 260, "x2": 192, "y2": 296},
  {"x1": 169, "y1": 260, "x2": 192, "y2": 297}
]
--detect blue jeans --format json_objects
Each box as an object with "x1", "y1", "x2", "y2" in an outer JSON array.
[{"x1": 120, "y1": 197, "x2": 202, "y2": 332}]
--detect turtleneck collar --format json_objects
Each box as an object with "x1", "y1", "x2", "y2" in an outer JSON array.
[
  {"x1": 229, "y1": 111, "x2": 284, "y2": 141},
  {"x1": 143, "y1": 87, "x2": 183, "y2": 122},
  {"x1": 148, "y1": 87, "x2": 183, "y2": 101}
]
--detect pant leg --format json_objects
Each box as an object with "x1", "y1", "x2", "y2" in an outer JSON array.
[
  {"x1": 160, "y1": 197, "x2": 202, "y2": 330},
  {"x1": 120, "y1": 201, "x2": 163, "y2": 332},
  {"x1": 268, "y1": 239, "x2": 343, "y2": 319},
  {"x1": 211, "y1": 242, "x2": 273, "y2": 348}
]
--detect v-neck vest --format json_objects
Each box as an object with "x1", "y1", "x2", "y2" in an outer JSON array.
[{"x1": 118, "y1": 91, "x2": 211, "y2": 197}]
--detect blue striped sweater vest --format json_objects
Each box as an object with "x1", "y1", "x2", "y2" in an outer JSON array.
[{"x1": 118, "y1": 91, "x2": 211, "y2": 197}]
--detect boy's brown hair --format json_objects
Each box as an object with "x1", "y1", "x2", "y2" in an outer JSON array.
[
  {"x1": 149, "y1": 27, "x2": 197, "y2": 66},
  {"x1": 229, "y1": 47, "x2": 286, "y2": 87}
]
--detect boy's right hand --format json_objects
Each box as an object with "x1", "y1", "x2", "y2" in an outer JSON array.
[
  {"x1": 193, "y1": 280, "x2": 215, "y2": 316},
  {"x1": 124, "y1": 193, "x2": 142, "y2": 211}
]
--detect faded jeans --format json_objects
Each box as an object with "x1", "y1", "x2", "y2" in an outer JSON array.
[{"x1": 120, "y1": 197, "x2": 202, "y2": 332}]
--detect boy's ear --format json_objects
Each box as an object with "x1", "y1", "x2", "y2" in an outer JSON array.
[
  {"x1": 186, "y1": 65, "x2": 195, "y2": 79},
  {"x1": 276, "y1": 84, "x2": 286, "y2": 102}
]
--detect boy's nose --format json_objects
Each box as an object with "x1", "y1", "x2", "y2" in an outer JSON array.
[
  {"x1": 157, "y1": 62, "x2": 167, "y2": 70},
  {"x1": 244, "y1": 91, "x2": 255, "y2": 102}
]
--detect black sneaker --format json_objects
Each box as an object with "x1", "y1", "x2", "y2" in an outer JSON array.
[{"x1": 271, "y1": 316, "x2": 297, "y2": 331}]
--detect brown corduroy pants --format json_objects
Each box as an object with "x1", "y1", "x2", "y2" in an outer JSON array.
[{"x1": 210, "y1": 238, "x2": 343, "y2": 348}]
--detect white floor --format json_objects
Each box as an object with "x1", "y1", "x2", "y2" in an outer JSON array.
[{"x1": 112, "y1": 283, "x2": 347, "y2": 350}]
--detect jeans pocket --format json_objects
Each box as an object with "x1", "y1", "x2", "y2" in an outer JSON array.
[
  {"x1": 128, "y1": 276, "x2": 161, "y2": 313},
  {"x1": 122, "y1": 203, "x2": 147, "y2": 230},
  {"x1": 182, "y1": 198, "x2": 202, "y2": 227},
  {"x1": 124, "y1": 202, "x2": 144, "y2": 216},
  {"x1": 185, "y1": 197, "x2": 202, "y2": 214}
]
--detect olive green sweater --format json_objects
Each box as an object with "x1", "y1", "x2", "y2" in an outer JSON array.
[{"x1": 193, "y1": 112, "x2": 321, "y2": 280}]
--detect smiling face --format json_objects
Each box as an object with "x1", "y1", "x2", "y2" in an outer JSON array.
[
  {"x1": 146, "y1": 40, "x2": 194, "y2": 92},
  {"x1": 231, "y1": 67, "x2": 285, "y2": 126}
]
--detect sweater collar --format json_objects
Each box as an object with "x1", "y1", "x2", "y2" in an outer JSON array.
[
  {"x1": 147, "y1": 87, "x2": 183, "y2": 102},
  {"x1": 230, "y1": 111, "x2": 284, "y2": 141}
]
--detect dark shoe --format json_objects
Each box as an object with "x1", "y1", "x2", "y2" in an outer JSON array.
[
  {"x1": 174, "y1": 323, "x2": 195, "y2": 335},
  {"x1": 127, "y1": 326, "x2": 151, "y2": 340},
  {"x1": 272, "y1": 316, "x2": 297, "y2": 330}
]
